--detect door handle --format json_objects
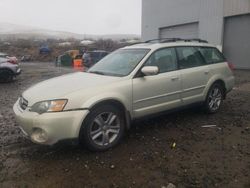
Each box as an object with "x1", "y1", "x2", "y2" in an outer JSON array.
[
  {"x1": 204, "y1": 70, "x2": 210, "y2": 74},
  {"x1": 171, "y1": 77, "x2": 179, "y2": 81}
]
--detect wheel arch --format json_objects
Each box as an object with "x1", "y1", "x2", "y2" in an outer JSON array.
[
  {"x1": 82, "y1": 98, "x2": 132, "y2": 130},
  {"x1": 0, "y1": 67, "x2": 15, "y2": 74},
  {"x1": 214, "y1": 79, "x2": 226, "y2": 93},
  {"x1": 205, "y1": 78, "x2": 227, "y2": 100}
]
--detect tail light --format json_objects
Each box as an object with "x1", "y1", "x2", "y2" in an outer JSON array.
[{"x1": 227, "y1": 62, "x2": 234, "y2": 71}]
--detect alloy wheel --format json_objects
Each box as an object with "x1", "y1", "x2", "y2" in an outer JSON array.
[
  {"x1": 90, "y1": 112, "x2": 121, "y2": 146},
  {"x1": 208, "y1": 87, "x2": 222, "y2": 111}
]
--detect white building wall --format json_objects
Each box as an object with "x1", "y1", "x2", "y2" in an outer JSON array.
[
  {"x1": 198, "y1": 0, "x2": 224, "y2": 45},
  {"x1": 224, "y1": 0, "x2": 250, "y2": 17},
  {"x1": 142, "y1": 0, "x2": 200, "y2": 41},
  {"x1": 142, "y1": 0, "x2": 250, "y2": 45}
]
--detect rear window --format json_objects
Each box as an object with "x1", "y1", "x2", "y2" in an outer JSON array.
[{"x1": 198, "y1": 47, "x2": 225, "y2": 64}]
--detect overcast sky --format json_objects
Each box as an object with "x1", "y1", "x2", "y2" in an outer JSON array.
[{"x1": 0, "y1": 0, "x2": 142, "y2": 35}]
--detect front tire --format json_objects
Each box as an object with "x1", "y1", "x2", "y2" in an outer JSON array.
[
  {"x1": 204, "y1": 83, "x2": 224, "y2": 114},
  {"x1": 79, "y1": 104, "x2": 125, "y2": 151}
]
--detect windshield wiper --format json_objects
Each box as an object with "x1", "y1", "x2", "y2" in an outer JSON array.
[{"x1": 88, "y1": 71, "x2": 105, "y2": 75}]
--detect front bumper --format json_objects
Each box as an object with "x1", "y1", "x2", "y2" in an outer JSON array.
[{"x1": 13, "y1": 101, "x2": 89, "y2": 145}]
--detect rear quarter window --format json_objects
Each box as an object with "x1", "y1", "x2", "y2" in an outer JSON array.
[{"x1": 198, "y1": 47, "x2": 225, "y2": 64}]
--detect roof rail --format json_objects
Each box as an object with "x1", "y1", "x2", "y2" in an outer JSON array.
[
  {"x1": 145, "y1": 38, "x2": 182, "y2": 43},
  {"x1": 183, "y1": 38, "x2": 208, "y2": 43},
  {"x1": 128, "y1": 42, "x2": 144, "y2": 46},
  {"x1": 144, "y1": 38, "x2": 208, "y2": 44}
]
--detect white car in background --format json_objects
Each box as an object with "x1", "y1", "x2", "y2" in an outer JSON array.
[
  {"x1": 0, "y1": 54, "x2": 21, "y2": 82},
  {"x1": 13, "y1": 38, "x2": 235, "y2": 151}
]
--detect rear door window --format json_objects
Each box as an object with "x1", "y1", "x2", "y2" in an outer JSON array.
[
  {"x1": 176, "y1": 47, "x2": 206, "y2": 69},
  {"x1": 198, "y1": 47, "x2": 225, "y2": 64}
]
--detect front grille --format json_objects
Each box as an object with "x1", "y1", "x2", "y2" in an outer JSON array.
[{"x1": 19, "y1": 96, "x2": 28, "y2": 110}]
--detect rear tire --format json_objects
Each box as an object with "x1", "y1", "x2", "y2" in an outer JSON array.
[
  {"x1": 79, "y1": 104, "x2": 125, "y2": 152},
  {"x1": 204, "y1": 83, "x2": 224, "y2": 114},
  {"x1": 0, "y1": 69, "x2": 14, "y2": 83}
]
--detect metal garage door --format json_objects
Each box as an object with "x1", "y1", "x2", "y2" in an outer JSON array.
[
  {"x1": 159, "y1": 22, "x2": 199, "y2": 39},
  {"x1": 223, "y1": 14, "x2": 250, "y2": 69}
]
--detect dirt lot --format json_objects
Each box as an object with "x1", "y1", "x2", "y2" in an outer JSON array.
[{"x1": 0, "y1": 63, "x2": 250, "y2": 188}]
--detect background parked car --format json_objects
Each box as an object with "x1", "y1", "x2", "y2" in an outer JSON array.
[
  {"x1": 82, "y1": 50, "x2": 109, "y2": 67},
  {"x1": 0, "y1": 52, "x2": 8, "y2": 58},
  {"x1": 0, "y1": 52, "x2": 18, "y2": 64},
  {"x1": 0, "y1": 57, "x2": 21, "y2": 82},
  {"x1": 39, "y1": 46, "x2": 51, "y2": 54},
  {"x1": 55, "y1": 50, "x2": 81, "y2": 67},
  {"x1": 21, "y1": 55, "x2": 32, "y2": 62}
]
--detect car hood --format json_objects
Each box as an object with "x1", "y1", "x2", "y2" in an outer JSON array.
[
  {"x1": 0, "y1": 57, "x2": 8, "y2": 63},
  {"x1": 22, "y1": 72, "x2": 122, "y2": 105}
]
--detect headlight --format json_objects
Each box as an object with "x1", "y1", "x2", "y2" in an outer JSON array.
[{"x1": 30, "y1": 99, "x2": 67, "y2": 114}]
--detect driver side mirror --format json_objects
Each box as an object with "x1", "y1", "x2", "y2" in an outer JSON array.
[{"x1": 141, "y1": 66, "x2": 159, "y2": 76}]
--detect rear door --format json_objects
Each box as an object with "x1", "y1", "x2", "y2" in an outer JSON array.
[
  {"x1": 176, "y1": 46, "x2": 210, "y2": 105},
  {"x1": 132, "y1": 47, "x2": 182, "y2": 118}
]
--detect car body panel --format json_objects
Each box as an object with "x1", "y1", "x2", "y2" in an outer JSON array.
[
  {"x1": 132, "y1": 70, "x2": 182, "y2": 118},
  {"x1": 0, "y1": 60, "x2": 21, "y2": 75},
  {"x1": 13, "y1": 100, "x2": 89, "y2": 145},
  {"x1": 179, "y1": 65, "x2": 210, "y2": 105},
  {"x1": 22, "y1": 72, "x2": 123, "y2": 106},
  {"x1": 201, "y1": 62, "x2": 235, "y2": 100},
  {"x1": 64, "y1": 79, "x2": 132, "y2": 114}
]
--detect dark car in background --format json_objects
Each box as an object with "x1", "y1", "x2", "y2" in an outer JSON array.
[
  {"x1": 39, "y1": 46, "x2": 51, "y2": 55},
  {"x1": 82, "y1": 50, "x2": 109, "y2": 67}
]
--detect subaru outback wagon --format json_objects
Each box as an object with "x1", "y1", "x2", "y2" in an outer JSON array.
[{"x1": 13, "y1": 38, "x2": 235, "y2": 151}]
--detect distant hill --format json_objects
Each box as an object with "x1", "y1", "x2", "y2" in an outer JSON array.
[{"x1": 0, "y1": 23, "x2": 140, "y2": 41}]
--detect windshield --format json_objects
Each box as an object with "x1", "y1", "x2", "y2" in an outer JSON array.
[{"x1": 88, "y1": 49, "x2": 150, "y2": 77}]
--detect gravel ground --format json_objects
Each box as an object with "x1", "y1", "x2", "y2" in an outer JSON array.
[{"x1": 0, "y1": 63, "x2": 250, "y2": 188}]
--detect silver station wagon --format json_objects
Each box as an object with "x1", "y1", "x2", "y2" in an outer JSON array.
[{"x1": 13, "y1": 38, "x2": 235, "y2": 151}]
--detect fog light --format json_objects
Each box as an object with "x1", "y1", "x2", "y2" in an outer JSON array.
[{"x1": 31, "y1": 128, "x2": 48, "y2": 143}]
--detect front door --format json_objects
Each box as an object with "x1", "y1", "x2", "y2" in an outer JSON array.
[{"x1": 132, "y1": 47, "x2": 182, "y2": 118}]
